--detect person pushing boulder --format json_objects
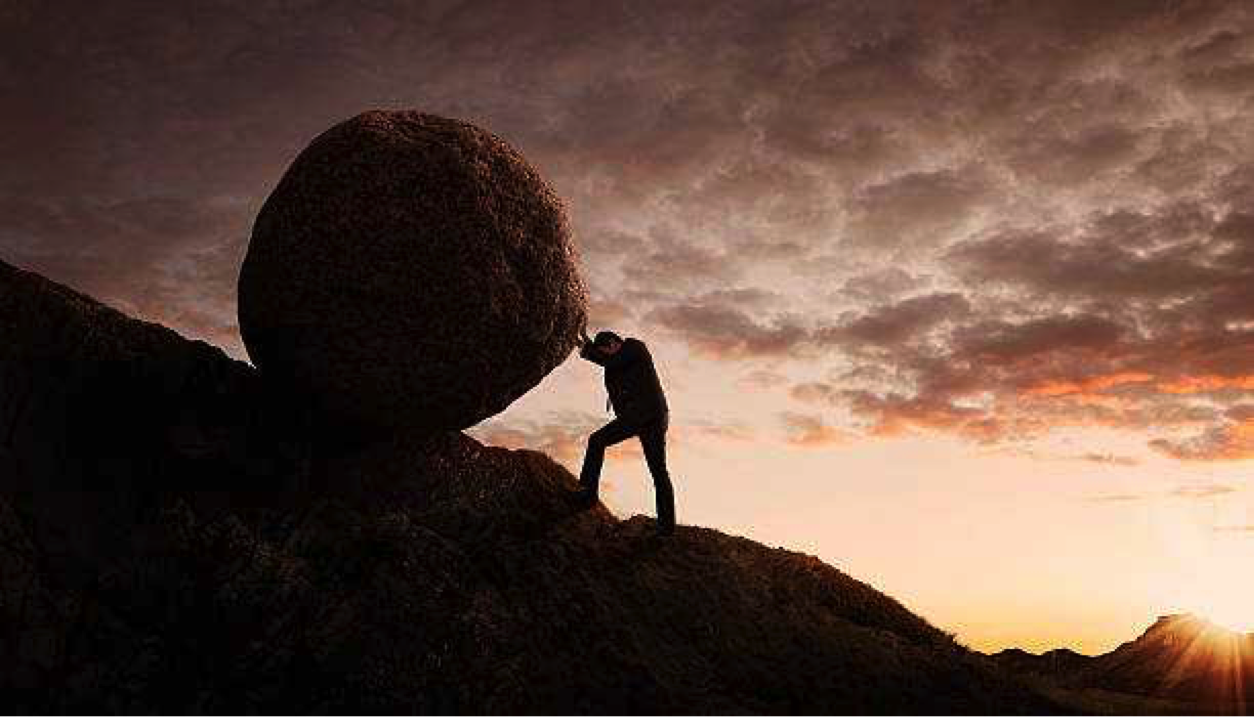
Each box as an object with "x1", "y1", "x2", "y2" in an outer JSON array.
[{"x1": 574, "y1": 328, "x2": 675, "y2": 537}]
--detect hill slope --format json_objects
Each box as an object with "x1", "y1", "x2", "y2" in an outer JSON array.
[
  {"x1": 0, "y1": 258, "x2": 1061, "y2": 713},
  {"x1": 992, "y1": 615, "x2": 1253, "y2": 714},
  {"x1": 1083, "y1": 614, "x2": 1253, "y2": 704}
]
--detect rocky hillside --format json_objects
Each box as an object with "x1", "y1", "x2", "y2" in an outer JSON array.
[{"x1": 0, "y1": 258, "x2": 1064, "y2": 712}]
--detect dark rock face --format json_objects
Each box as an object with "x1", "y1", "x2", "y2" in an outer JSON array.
[
  {"x1": 238, "y1": 110, "x2": 588, "y2": 433},
  {"x1": 0, "y1": 260, "x2": 316, "y2": 596},
  {"x1": 1, "y1": 261, "x2": 1061, "y2": 714}
]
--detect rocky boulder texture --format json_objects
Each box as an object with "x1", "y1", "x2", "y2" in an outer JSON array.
[
  {"x1": 0, "y1": 260, "x2": 1063, "y2": 713},
  {"x1": 238, "y1": 110, "x2": 587, "y2": 433}
]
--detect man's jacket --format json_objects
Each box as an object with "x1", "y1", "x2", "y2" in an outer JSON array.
[{"x1": 579, "y1": 337, "x2": 669, "y2": 424}]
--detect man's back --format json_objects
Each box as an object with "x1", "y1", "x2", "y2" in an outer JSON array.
[{"x1": 580, "y1": 336, "x2": 668, "y2": 423}]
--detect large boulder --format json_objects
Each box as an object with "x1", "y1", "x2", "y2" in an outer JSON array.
[{"x1": 238, "y1": 110, "x2": 587, "y2": 433}]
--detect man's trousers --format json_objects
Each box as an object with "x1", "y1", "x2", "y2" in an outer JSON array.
[{"x1": 578, "y1": 412, "x2": 675, "y2": 531}]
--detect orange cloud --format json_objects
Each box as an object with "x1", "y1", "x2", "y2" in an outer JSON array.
[
  {"x1": 780, "y1": 412, "x2": 847, "y2": 448},
  {"x1": 1023, "y1": 371, "x2": 1154, "y2": 396},
  {"x1": 1156, "y1": 375, "x2": 1254, "y2": 394},
  {"x1": 1149, "y1": 417, "x2": 1253, "y2": 462}
]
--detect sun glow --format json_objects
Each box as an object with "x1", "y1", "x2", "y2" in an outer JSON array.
[
  {"x1": 1149, "y1": 544, "x2": 1249, "y2": 632},
  {"x1": 1147, "y1": 515, "x2": 1254, "y2": 635},
  {"x1": 1185, "y1": 602, "x2": 1254, "y2": 636},
  {"x1": 1150, "y1": 552, "x2": 1253, "y2": 637}
]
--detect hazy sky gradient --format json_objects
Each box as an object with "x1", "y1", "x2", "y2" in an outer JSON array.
[{"x1": 2, "y1": 0, "x2": 1250, "y2": 652}]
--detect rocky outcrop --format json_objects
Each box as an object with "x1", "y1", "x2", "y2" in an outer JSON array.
[
  {"x1": 237, "y1": 110, "x2": 588, "y2": 434},
  {"x1": 0, "y1": 260, "x2": 1061, "y2": 713}
]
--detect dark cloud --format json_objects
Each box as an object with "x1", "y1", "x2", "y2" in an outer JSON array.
[
  {"x1": 845, "y1": 168, "x2": 991, "y2": 249},
  {"x1": 816, "y1": 293, "x2": 970, "y2": 348},
  {"x1": 0, "y1": 0, "x2": 1248, "y2": 463},
  {"x1": 785, "y1": 301, "x2": 1250, "y2": 459},
  {"x1": 646, "y1": 302, "x2": 809, "y2": 360},
  {"x1": 619, "y1": 234, "x2": 744, "y2": 291},
  {"x1": 0, "y1": 195, "x2": 251, "y2": 353},
  {"x1": 837, "y1": 268, "x2": 926, "y2": 302},
  {"x1": 947, "y1": 207, "x2": 1250, "y2": 310},
  {"x1": 1005, "y1": 124, "x2": 1144, "y2": 187}
]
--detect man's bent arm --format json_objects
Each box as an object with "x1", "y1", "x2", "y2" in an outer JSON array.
[
  {"x1": 601, "y1": 340, "x2": 642, "y2": 371},
  {"x1": 579, "y1": 339, "x2": 608, "y2": 366},
  {"x1": 578, "y1": 339, "x2": 642, "y2": 370}
]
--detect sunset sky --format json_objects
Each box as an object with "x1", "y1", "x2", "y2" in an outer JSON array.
[{"x1": 2, "y1": 0, "x2": 1250, "y2": 653}]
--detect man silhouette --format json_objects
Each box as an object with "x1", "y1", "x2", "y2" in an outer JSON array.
[{"x1": 574, "y1": 328, "x2": 675, "y2": 536}]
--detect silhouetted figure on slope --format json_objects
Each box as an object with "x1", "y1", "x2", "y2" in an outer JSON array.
[{"x1": 575, "y1": 329, "x2": 675, "y2": 536}]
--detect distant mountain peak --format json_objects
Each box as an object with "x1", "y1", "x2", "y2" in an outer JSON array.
[{"x1": 1137, "y1": 613, "x2": 1246, "y2": 646}]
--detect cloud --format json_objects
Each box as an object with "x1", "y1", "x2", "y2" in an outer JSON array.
[
  {"x1": 619, "y1": 234, "x2": 745, "y2": 291},
  {"x1": 1151, "y1": 417, "x2": 1253, "y2": 462},
  {"x1": 472, "y1": 411, "x2": 757, "y2": 466},
  {"x1": 816, "y1": 292, "x2": 970, "y2": 348},
  {"x1": 471, "y1": 411, "x2": 612, "y2": 465},
  {"x1": 837, "y1": 268, "x2": 926, "y2": 302},
  {"x1": 737, "y1": 369, "x2": 790, "y2": 391},
  {"x1": 845, "y1": 168, "x2": 991, "y2": 249},
  {"x1": 684, "y1": 419, "x2": 757, "y2": 443},
  {"x1": 1075, "y1": 453, "x2": 1141, "y2": 467},
  {"x1": 587, "y1": 298, "x2": 634, "y2": 327},
  {"x1": 1169, "y1": 483, "x2": 1239, "y2": 499},
  {"x1": 790, "y1": 382, "x2": 837, "y2": 404},
  {"x1": 645, "y1": 302, "x2": 809, "y2": 360},
  {"x1": 947, "y1": 208, "x2": 1249, "y2": 309},
  {"x1": 0, "y1": 0, "x2": 1248, "y2": 465},
  {"x1": 780, "y1": 411, "x2": 846, "y2": 448},
  {"x1": 1086, "y1": 493, "x2": 1145, "y2": 503},
  {"x1": 789, "y1": 301, "x2": 1251, "y2": 460},
  {"x1": 0, "y1": 195, "x2": 251, "y2": 355},
  {"x1": 1005, "y1": 124, "x2": 1143, "y2": 187}
]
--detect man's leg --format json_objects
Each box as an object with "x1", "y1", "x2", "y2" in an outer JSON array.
[
  {"x1": 639, "y1": 415, "x2": 675, "y2": 534},
  {"x1": 579, "y1": 417, "x2": 636, "y2": 495}
]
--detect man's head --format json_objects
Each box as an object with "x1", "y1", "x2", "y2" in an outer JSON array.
[{"x1": 593, "y1": 330, "x2": 624, "y2": 355}]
